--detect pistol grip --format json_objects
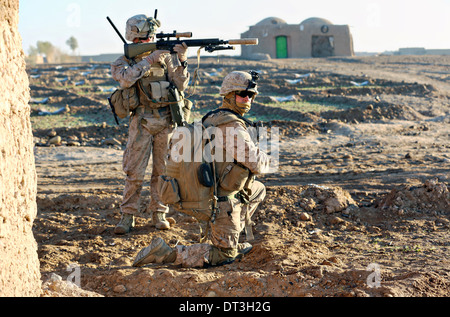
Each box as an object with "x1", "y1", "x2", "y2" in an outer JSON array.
[{"x1": 170, "y1": 52, "x2": 181, "y2": 67}]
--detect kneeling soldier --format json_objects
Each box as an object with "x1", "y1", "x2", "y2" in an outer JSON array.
[{"x1": 133, "y1": 71, "x2": 271, "y2": 267}]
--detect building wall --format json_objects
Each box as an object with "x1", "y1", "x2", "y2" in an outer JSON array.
[
  {"x1": 426, "y1": 49, "x2": 450, "y2": 55},
  {"x1": 397, "y1": 47, "x2": 450, "y2": 56},
  {"x1": 241, "y1": 17, "x2": 354, "y2": 59},
  {"x1": 81, "y1": 53, "x2": 121, "y2": 63},
  {"x1": 0, "y1": 0, "x2": 41, "y2": 296}
]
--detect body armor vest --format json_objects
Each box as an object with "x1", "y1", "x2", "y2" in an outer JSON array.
[
  {"x1": 202, "y1": 109, "x2": 252, "y2": 197},
  {"x1": 132, "y1": 53, "x2": 169, "y2": 109}
]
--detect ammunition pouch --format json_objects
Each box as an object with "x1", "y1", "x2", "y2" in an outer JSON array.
[
  {"x1": 219, "y1": 163, "x2": 250, "y2": 193},
  {"x1": 109, "y1": 86, "x2": 140, "y2": 119},
  {"x1": 157, "y1": 175, "x2": 181, "y2": 205},
  {"x1": 137, "y1": 80, "x2": 192, "y2": 125},
  {"x1": 157, "y1": 175, "x2": 212, "y2": 223},
  {"x1": 137, "y1": 78, "x2": 170, "y2": 107}
]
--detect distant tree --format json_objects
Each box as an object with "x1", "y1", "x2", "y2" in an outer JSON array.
[
  {"x1": 27, "y1": 40, "x2": 77, "y2": 64},
  {"x1": 66, "y1": 36, "x2": 78, "y2": 55},
  {"x1": 36, "y1": 41, "x2": 54, "y2": 56},
  {"x1": 27, "y1": 45, "x2": 39, "y2": 57},
  {"x1": 25, "y1": 45, "x2": 40, "y2": 65}
]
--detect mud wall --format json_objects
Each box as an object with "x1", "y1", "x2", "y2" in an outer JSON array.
[
  {"x1": 241, "y1": 17, "x2": 354, "y2": 59},
  {"x1": 0, "y1": 0, "x2": 41, "y2": 296}
]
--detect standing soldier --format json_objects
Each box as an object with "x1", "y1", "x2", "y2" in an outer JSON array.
[
  {"x1": 110, "y1": 14, "x2": 190, "y2": 234},
  {"x1": 132, "y1": 71, "x2": 270, "y2": 267}
]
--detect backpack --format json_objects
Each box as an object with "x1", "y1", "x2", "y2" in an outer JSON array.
[
  {"x1": 157, "y1": 109, "x2": 255, "y2": 224},
  {"x1": 157, "y1": 120, "x2": 217, "y2": 223}
]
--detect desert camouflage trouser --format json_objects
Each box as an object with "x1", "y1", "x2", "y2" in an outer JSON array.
[
  {"x1": 120, "y1": 105, "x2": 172, "y2": 216},
  {"x1": 173, "y1": 181, "x2": 266, "y2": 267}
]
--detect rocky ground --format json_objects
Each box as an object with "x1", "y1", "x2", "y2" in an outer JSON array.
[{"x1": 28, "y1": 54, "x2": 449, "y2": 298}]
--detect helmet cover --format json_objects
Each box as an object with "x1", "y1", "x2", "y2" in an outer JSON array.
[
  {"x1": 219, "y1": 71, "x2": 259, "y2": 96},
  {"x1": 125, "y1": 14, "x2": 161, "y2": 41}
]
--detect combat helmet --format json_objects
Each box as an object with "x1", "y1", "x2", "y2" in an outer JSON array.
[
  {"x1": 125, "y1": 14, "x2": 161, "y2": 42},
  {"x1": 219, "y1": 71, "x2": 259, "y2": 96}
]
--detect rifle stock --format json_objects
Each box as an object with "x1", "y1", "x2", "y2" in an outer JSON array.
[
  {"x1": 124, "y1": 38, "x2": 258, "y2": 59},
  {"x1": 124, "y1": 42, "x2": 157, "y2": 59}
]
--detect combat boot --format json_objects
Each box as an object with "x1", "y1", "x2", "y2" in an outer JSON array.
[
  {"x1": 152, "y1": 211, "x2": 170, "y2": 230},
  {"x1": 237, "y1": 242, "x2": 253, "y2": 255},
  {"x1": 114, "y1": 213, "x2": 135, "y2": 235},
  {"x1": 133, "y1": 237, "x2": 176, "y2": 267}
]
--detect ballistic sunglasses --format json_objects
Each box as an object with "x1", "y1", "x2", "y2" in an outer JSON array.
[{"x1": 236, "y1": 90, "x2": 256, "y2": 98}]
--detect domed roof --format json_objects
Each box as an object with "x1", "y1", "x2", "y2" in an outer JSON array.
[
  {"x1": 255, "y1": 17, "x2": 287, "y2": 26},
  {"x1": 300, "y1": 17, "x2": 333, "y2": 26}
]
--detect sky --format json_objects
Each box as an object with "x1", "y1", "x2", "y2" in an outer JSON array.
[{"x1": 18, "y1": 0, "x2": 450, "y2": 56}]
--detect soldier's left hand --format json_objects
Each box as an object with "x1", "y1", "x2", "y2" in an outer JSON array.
[{"x1": 173, "y1": 42, "x2": 188, "y2": 62}]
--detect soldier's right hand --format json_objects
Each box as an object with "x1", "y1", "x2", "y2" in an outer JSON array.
[{"x1": 145, "y1": 50, "x2": 170, "y2": 64}]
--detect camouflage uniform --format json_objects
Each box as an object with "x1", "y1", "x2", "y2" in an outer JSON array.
[
  {"x1": 111, "y1": 14, "x2": 190, "y2": 233},
  {"x1": 133, "y1": 71, "x2": 271, "y2": 267}
]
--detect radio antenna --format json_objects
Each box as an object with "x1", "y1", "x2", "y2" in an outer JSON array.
[{"x1": 106, "y1": 16, "x2": 127, "y2": 44}]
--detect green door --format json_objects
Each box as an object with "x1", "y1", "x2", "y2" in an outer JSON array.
[{"x1": 276, "y1": 36, "x2": 288, "y2": 58}]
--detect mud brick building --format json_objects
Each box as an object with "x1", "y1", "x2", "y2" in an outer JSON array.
[{"x1": 241, "y1": 17, "x2": 354, "y2": 59}]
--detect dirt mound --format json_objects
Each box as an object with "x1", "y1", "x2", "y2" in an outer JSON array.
[
  {"x1": 33, "y1": 124, "x2": 128, "y2": 148},
  {"x1": 259, "y1": 184, "x2": 356, "y2": 219},
  {"x1": 376, "y1": 178, "x2": 450, "y2": 215},
  {"x1": 266, "y1": 120, "x2": 321, "y2": 138},
  {"x1": 41, "y1": 273, "x2": 103, "y2": 297},
  {"x1": 320, "y1": 102, "x2": 425, "y2": 122}
]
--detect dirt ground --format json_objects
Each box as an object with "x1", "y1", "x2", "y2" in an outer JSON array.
[{"x1": 28, "y1": 55, "x2": 449, "y2": 298}]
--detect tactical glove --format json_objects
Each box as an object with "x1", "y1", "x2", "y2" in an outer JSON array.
[
  {"x1": 144, "y1": 49, "x2": 170, "y2": 64},
  {"x1": 173, "y1": 42, "x2": 188, "y2": 62}
]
